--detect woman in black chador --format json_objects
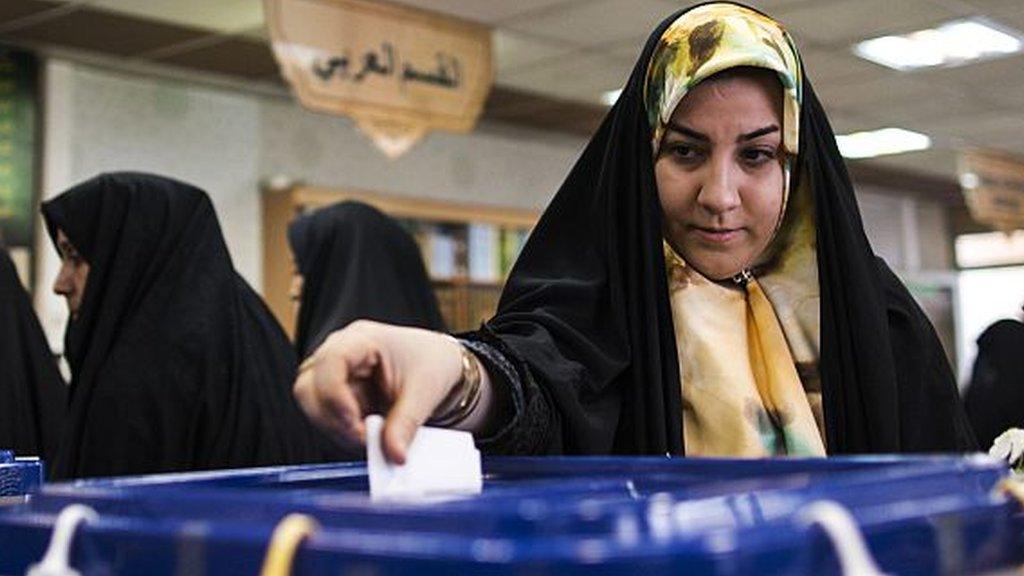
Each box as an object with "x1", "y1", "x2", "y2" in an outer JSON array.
[
  {"x1": 294, "y1": 2, "x2": 976, "y2": 461},
  {"x1": 965, "y1": 316, "x2": 1024, "y2": 449},
  {"x1": 43, "y1": 172, "x2": 323, "y2": 479},
  {"x1": 288, "y1": 200, "x2": 445, "y2": 360},
  {"x1": 0, "y1": 246, "x2": 65, "y2": 463}
]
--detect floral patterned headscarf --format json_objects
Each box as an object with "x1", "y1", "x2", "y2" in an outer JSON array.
[{"x1": 644, "y1": 3, "x2": 802, "y2": 157}]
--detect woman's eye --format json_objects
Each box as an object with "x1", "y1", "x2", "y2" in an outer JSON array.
[
  {"x1": 741, "y1": 148, "x2": 776, "y2": 164},
  {"x1": 666, "y1": 143, "x2": 701, "y2": 161}
]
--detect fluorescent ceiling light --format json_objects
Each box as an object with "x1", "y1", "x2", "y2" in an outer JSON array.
[
  {"x1": 602, "y1": 88, "x2": 622, "y2": 106},
  {"x1": 854, "y1": 18, "x2": 1023, "y2": 71},
  {"x1": 835, "y1": 128, "x2": 931, "y2": 159}
]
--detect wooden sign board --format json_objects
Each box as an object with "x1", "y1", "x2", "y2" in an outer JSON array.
[
  {"x1": 264, "y1": 0, "x2": 492, "y2": 157},
  {"x1": 959, "y1": 149, "x2": 1024, "y2": 232}
]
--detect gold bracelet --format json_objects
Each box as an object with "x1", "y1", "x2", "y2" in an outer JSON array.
[{"x1": 428, "y1": 339, "x2": 482, "y2": 427}]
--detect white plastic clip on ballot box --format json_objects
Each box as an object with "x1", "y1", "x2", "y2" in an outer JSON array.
[{"x1": 365, "y1": 414, "x2": 483, "y2": 501}]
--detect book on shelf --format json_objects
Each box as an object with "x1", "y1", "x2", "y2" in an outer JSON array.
[
  {"x1": 425, "y1": 224, "x2": 467, "y2": 280},
  {"x1": 499, "y1": 227, "x2": 529, "y2": 277},
  {"x1": 467, "y1": 223, "x2": 501, "y2": 282}
]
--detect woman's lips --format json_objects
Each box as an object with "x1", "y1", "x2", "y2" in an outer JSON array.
[{"x1": 692, "y1": 226, "x2": 740, "y2": 244}]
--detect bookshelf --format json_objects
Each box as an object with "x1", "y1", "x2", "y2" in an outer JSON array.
[{"x1": 261, "y1": 184, "x2": 539, "y2": 336}]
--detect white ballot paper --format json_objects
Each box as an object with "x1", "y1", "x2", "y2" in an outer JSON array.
[{"x1": 365, "y1": 414, "x2": 483, "y2": 501}]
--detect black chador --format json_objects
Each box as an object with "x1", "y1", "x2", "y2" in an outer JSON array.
[{"x1": 43, "y1": 173, "x2": 326, "y2": 479}]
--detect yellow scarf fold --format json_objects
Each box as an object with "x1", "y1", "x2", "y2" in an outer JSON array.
[
  {"x1": 666, "y1": 243, "x2": 825, "y2": 457},
  {"x1": 745, "y1": 276, "x2": 826, "y2": 456}
]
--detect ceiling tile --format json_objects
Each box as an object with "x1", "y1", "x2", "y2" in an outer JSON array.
[
  {"x1": 978, "y1": 90, "x2": 1024, "y2": 116},
  {"x1": 493, "y1": 30, "x2": 575, "y2": 77},
  {"x1": 813, "y1": 73, "x2": 971, "y2": 121},
  {"x1": 855, "y1": 94, "x2": 993, "y2": 133},
  {"x1": 960, "y1": 0, "x2": 1024, "y2": 30},
  {"x1": 0, "y1": 9, "x2": 202, "y2": 56},
  {"x1": 911, "y1": 53, "x2": 1024, "y2": 110},
  {"x1": 857, "y1": 148, "x2": 961, "y2": 180},
  {"x1": 87, "y1": 0, "x2": 264, "y2": 34},
  {"x1": 737, "y1": 0, "x2": 835, "y2": 10},
  {"x1": 799, "y1": 46, "x2": 880, "y2": 84},
  {"x1": 605, "y1": 37, "x2": 646, "y2": 63},
  {"x1": 818, "y1": 109, "x2": 877, "y2": 135},
  {"x1": 979, "y1": 132, "x2": 1024, "y2": 155},
  {"x1": 778, "y1": 0, "x2": 970, "y2": 47},
  {"x1": 503, "y1": 0, "x2": 676, "y2": 48},
  {"x1": 0, "y1": 0, "x2": 64, "y2": 29},
  {"x1": 154, "y1": 37, "x2": 279, "y2": 79},
  {"x1": 916, "y1": 110, "x2": 1024, "y2": 144},
  {"x1": 483, "y1": 85, "x2": 605, "y2": 137},
  {"x1": 500, "y1": 50, "x2": 635, "y2": 104},
  {"x1": 989, "y1": 14, "x2": 1024, "y2": 33},
  {"x1": 650, "y1": 0, "x2": 843, "y2": 17},
  {"x1": 384, "y1": 0, "x2": 578, "y2": 25},
  {"x1": 698, "y1": 0, "x2": 841, "y2": 17},
  {"x1": 238, "y1": 24, "x2": 268, "y2": 41}
]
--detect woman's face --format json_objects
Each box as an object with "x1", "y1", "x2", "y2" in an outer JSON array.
[
  {"x1": 655, "y1": 71, "x2": 786, "y2": 281},
  {"x1": 53, "y1": 228, "x2": 90, "y2": 319}
]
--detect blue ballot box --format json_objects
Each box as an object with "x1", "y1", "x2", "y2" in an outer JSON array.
[{"x1": 1, "y1": 455, "x2": 1022, "y2": 575}]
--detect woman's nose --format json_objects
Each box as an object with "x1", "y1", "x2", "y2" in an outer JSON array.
[
  {"x1": 53, "y1": 265, "x2": 71, "y2": 296},
  {"x1": 696, "y1": 160, "x2": 741, "y2": 215}
]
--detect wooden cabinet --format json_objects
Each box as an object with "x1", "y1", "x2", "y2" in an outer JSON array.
[{"x1": 261, "y1": 184, "x2": 539, "y2": 336}]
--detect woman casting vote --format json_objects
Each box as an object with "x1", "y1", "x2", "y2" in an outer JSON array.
[{"x1": 294, "y1": 2, "x2": 976, "y2": 462}]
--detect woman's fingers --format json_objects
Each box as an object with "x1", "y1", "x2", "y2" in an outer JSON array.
[
  {"x1": 294, "y1": 325, "x2": 383, "y2": 445},
  {"x1": 381, "y1": 381, "x2": 435, "y2": 464},
  {"x1": 294, "y1": 321, "x2": 465, "y2": 463},
  {"x1": 293, "y1": 369, "x2": 324, "y2": 427},
  {"x1": 314, "y1": 366, "x2": 366, "y2": 443}
]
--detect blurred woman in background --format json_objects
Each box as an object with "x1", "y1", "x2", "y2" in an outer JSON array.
[
  {"x1": 964, "y1": 312, "x2": 1024, "y2": 448},
  {"x1": 44, "y1": 172, "x2": 325, "y2": 479},
  {"x1": 288, "y1": 200, "x2": 444, "y2": 360}
]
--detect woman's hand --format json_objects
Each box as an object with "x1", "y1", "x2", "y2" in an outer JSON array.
[{"x1": 293, "y1": 320, "x2": 464, "y2": 464}]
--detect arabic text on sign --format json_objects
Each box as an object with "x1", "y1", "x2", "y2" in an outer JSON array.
[{"x1": 311, "y1": 43, "x2": 462, "y2": 90}]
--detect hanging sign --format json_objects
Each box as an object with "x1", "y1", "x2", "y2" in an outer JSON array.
[
  {"x1": 959, "y1": 149, "x2": 1024, "y2": 232},
  {"x1": 264, "y1": 0, "x2": 492, "y2": 158}
]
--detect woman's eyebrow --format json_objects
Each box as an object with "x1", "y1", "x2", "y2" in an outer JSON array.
[
  {"x1": 665, "y1": 122, "x2": 708, "y2": 142},
  {"x1": 664, "y1": 123, "x2": 779, "y2": 142},
  {"x1": 740, "y1": 125, "x2": 780, "y2": 141}
]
